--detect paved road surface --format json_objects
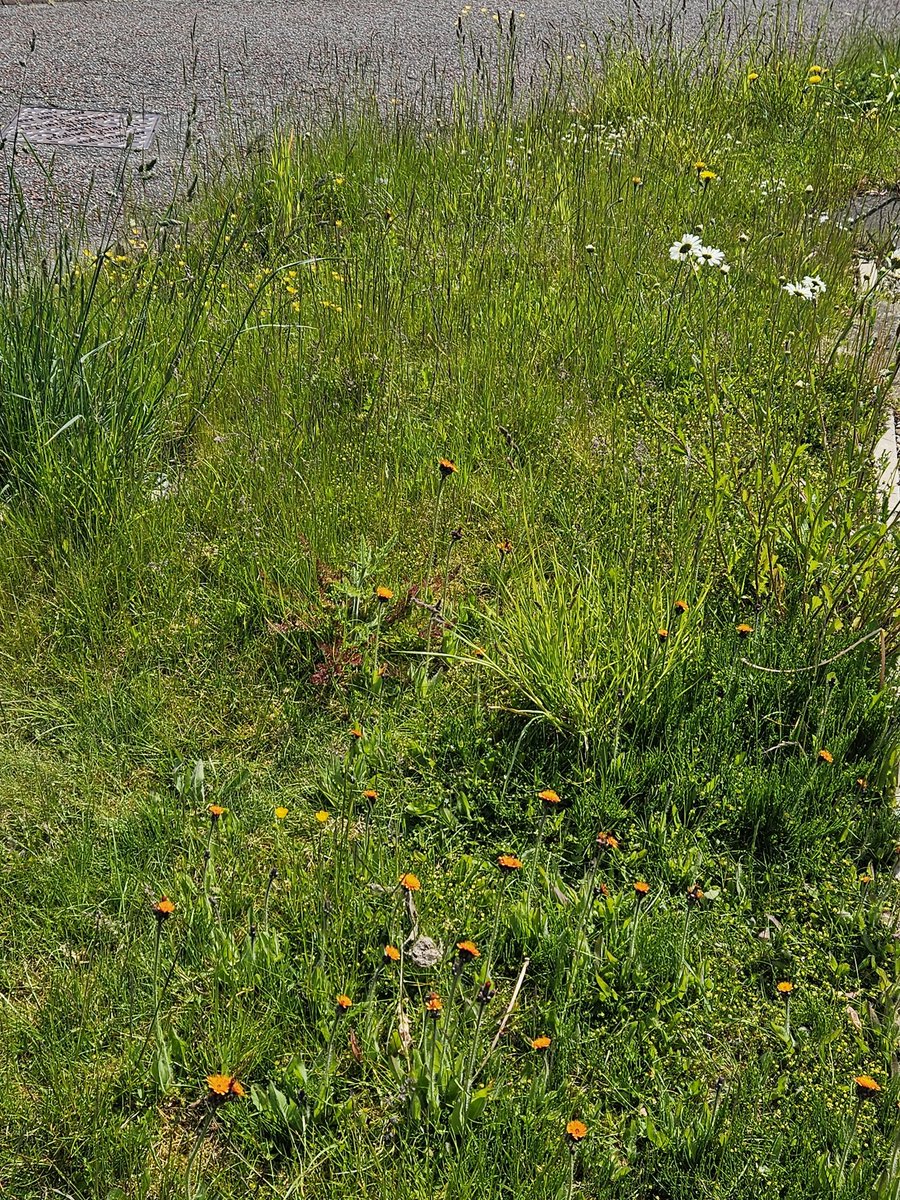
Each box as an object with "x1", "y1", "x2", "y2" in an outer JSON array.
[{"x1": 0, "y1": 0, "x2": 894, "y2": 232}]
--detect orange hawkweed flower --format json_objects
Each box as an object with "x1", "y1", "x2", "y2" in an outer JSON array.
[
  {"x1": 208, "y1": 804, "x2": 225, "y2": 820},
  {"x1": 375, "y1": 585, "x2": 394, "y2": 603},
  {"x1": 859, "y1": 872, "x2": 874, "y2": 884},
  {"x1": 438, "y1": 457, "x2": 458, "y2": 478},
  {"x1": 152, "y1": 896, "x2": 175, "y2": 921},
  {"x1": 384, "y1": 944, "x2": 401, "y2": 963},
  {"x1": 456, "y1": 940, "x2": 480, "y2": 961},
  {"x1": 336, "y1": 993, "x2": 353, "y2": 1012},
  {"x1": 855, "y1": 1075, "x2": 881, "y2": 1098},
  {"x1": 818, "y1": 748, "x2": 833, "y2": 764},
  {"x1": 566, "y1": 1119, "x2": 588, "y2": 1143},
  {"x1": 674, "y1": 599, "x2": 689, "y2": 614},
  {"x1": 399, "y1": 872, "x2": 421, "y2": 892},
  {"x1": 274, "y1": 806, "x2": 288, "y2": 820},
  {"x1": 497, "y1": 854, "x2": 523, "y2": 872},
  {"x1": 687, "y1": 884, "x2": 704, "y2": 903},
  {"x1": 207, "y1": 1074, "x2": 245, "y2": 1099},
  {"x1": 425, "y1": 991, "x2": 443, "y2": 1017},
  {"x1": 362, "y1": 788, "x2": 378, "y2": 800},
  {"x1": 736, "y1": 623, "x2": 753, "y2": 637},
  {"x1": 633, "y1": 880, "x2": 650, "y2": 897},
  {"x1": 538, "y1": 788, "x2": 562, "y2": 805},
  {"x1": 596, "y1": 831, "x2": 619, "y2": 851},
  {"x1": 658, "y1": 628, "x2": 669, "y2": 642},
  {"x1": 777, "y1": 981, "x2": 793, "y2": 995},
  {"x1": 531, "y1": 1035, "x2": 552, "y2": 1050},
  {"x1": 349, "y1": 725, "x2": 363, "y2": 740}
]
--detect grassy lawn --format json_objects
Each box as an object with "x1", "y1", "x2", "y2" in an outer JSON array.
[{"x1": 2, "y1": 19, "x2": 900, "y2": 1199}]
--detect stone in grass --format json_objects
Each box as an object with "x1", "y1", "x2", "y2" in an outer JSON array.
[
  {"x1": 405, "y1": 935, "x2": 443, "y2": 969},
  {"x1": 846, "y1": 190, "x2": 900, "y2": 248}
]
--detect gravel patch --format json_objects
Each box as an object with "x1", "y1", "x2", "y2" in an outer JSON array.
[{"x1": 0, "y1": 0, "x2": 896, "y2": 231}]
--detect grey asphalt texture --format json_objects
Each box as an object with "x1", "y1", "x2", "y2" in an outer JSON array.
[{"x1": 0, "y1": 0, "x2": 895, "y2": 231}]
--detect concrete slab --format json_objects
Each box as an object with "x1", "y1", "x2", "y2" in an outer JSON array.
[{"x1": 4, "y1": 104, "x2": 160, "y2": 150}]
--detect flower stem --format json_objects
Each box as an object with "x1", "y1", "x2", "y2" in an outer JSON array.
[
  {"x1": 567, "y1": 857, "x2": 597, "y2": 1000},
  {"x1": 463, "y1": 1001, "x2": 486, "y2": 1109},
  {"x1": 837, "y1": 1098, "x2": 863, "y2": 1184},
  {"x1": 628, "y1": 900, "x2": 642, "y2": 962},
  {"x1": 185, "y1": 1108, "x2": 215, "y2": 1200},
  {"x1": 484, "y1": 878, "x2": 509, "y2": 979},
  {"x1": 424, "y1": 478, "x2": 447, "y2": 674},
  {"x1": 566, "y1": 1147, "x2": 576, "y2": 1200},
  {"x1": 440, "y1": 958, "x2": 464, "y2": 1073},
  {"x1": 427, "y1": 1016, "x2": 440, "y2": 1111},
  {"x1": 152, "y1": 921, "x2": 162, "y2": 1033}
]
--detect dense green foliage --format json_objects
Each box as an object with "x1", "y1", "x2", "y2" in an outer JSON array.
[{"x1": 2, "y1": 21, "x2": 900, "y2": 1200}]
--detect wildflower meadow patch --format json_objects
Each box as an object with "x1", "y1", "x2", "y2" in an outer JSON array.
[{"x1": 1, "y1": 14, "x2": 900, "y2": 1200}]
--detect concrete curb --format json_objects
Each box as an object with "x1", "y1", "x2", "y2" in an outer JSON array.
[{"x1": 856, "y1": 259, "x2": 900, "y2": 519}]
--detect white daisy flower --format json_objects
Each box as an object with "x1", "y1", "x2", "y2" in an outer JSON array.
[
  {"x1": 697, "y1": 245, "x2": 726, "y2": 268},
  {"x1": 783, "y1": 275, "x2": 825, "y2": 301},
  {"x1": 669, "y1": 233, "x2": 702, "y2": 261}
]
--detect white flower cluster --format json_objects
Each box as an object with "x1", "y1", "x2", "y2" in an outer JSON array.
[
  {"x1": 782, "y1": 275, "x2": 826, "y2": 301},
  {"x1": 668, "y1": 233, "x2": 730, "y2": 274}
]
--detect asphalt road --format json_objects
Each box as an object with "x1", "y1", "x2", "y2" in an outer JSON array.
[{"x1": 0, "y1": 0, "x2": 894, "y2": 232}]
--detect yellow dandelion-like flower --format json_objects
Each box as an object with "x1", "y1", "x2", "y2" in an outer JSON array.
[
  {"x1": 497, "y1": 854, "x2": 523, "y2": 872},
  {"x1": 207, "y1": 1074, "x2": 245, "y2": 1099},
  {"x1": 566, "y1": 1119, "x2": 588, "y2": 1142},
  {"x1": 152, "y1": 896, "x2": 175, "y2": 921},
  {"x1": 855, "y1": 1074, "x2": 881, "y2": 1099}
]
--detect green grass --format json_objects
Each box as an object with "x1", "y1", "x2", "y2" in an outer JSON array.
[{"x1": 2, "y1": 18, "x2": 900, "y2": 1200}]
